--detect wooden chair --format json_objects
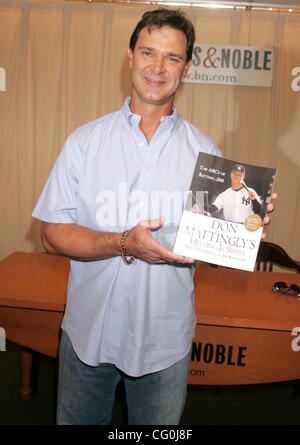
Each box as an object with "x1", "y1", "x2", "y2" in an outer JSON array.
[
  {"x1": 256, "y1": 241, "x2": 300, "y2": 395},
  {"x1": 256, "y1": 241, "x2": 300, "y2": 273}
]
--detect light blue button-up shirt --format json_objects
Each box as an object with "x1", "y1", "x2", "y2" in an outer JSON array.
[{"x1": 32, "y1": 97, "x2": 221, "y2": 376}]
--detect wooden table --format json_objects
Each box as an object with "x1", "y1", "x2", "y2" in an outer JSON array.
[
  {"x1": 0, "y1": 252, "x2": 69, "y2": 399},
  {"x1": 0, "y1": 252, "x2": 300, "y2": 399},
  {"x1": 189, "y1": 266, "x2": 300, "y2": 385}
]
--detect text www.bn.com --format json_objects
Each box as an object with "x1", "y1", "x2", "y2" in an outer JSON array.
[{"x1": 186, "y1": 70, "x2": 237, "y2": 84}]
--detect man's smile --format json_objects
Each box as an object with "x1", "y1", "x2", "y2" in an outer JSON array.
[{"x1": 144, "y1": 76, "x2": 166, "y2": 86}]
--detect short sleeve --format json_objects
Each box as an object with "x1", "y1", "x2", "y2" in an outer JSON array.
[{"x1": 32, "y1": 131, "x2": 83, "y2": 224}]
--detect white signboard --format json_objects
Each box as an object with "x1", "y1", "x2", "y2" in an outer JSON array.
[{"x1": 184, "y1": 44, "x2": 274, "y2": 87}]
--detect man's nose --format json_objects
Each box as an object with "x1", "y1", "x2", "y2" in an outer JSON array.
[{"x1": 151, "y1": 56, "x2": 165, "y2": 73}]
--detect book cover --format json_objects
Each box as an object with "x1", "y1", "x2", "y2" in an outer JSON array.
[{"x1": 173, "y1": 153, "x2": 277, "y2": 271}]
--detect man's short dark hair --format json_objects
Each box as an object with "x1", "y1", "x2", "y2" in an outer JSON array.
[{"x1": 129, "y1": 8, "x2": 195, "y2": 62}]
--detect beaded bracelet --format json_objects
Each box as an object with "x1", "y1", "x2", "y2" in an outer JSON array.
[{"x1": 120, "y1": 230, "x2": 135, "y2": 264}]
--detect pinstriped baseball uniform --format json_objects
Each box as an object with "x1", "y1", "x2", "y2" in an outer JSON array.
[{"x1": 212, "y1": 186, "x2": 261, "y2": 223}]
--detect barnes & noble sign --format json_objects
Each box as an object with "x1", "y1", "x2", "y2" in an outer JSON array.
[
  {"x1": 188, "y1": 324, "x2": 300, "y2": 385},
  {"x1": 184, "y1": 44, "x2": 274, "y2": 87}
]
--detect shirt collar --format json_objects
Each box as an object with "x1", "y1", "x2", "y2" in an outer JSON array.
[{"x1": 122, "y1": 96, "x2": 178, "y2": 129}]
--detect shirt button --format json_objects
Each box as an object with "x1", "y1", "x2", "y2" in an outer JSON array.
[
  {"x1": 129, "y1": 296, "x2": 134, "y2": 302},
  {"x1": 139, "y1": 141, "x2": 145, "y2": 146}
]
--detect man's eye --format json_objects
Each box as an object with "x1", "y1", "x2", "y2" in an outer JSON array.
[
  {"x1": 142, "y1": 51, "x2": 151, "y2": 56},
  {"x1": 168, "y1": 57, "x2": 179, "y2": 63}
]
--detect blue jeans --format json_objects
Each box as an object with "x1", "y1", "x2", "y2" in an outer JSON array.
[{"x1": 56, "y1": 331, "x2": 190, "y2": 425}]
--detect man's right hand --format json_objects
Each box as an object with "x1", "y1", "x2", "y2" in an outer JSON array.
[{"x1": 125, "y1": 217, "x2": 194, "y2": 265}]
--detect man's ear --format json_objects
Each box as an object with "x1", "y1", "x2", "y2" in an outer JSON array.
[
  {"x1": 128, "y1": 48, "x2": 133, "y2": 69},
  {"x1": 182, "y1": 59, "x2": 192, "y2": 80}
]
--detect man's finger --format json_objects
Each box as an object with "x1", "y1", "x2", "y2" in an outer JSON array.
[
  {"x1": 139, "y1": 216, "x2": 165, "y2": 230},
  {"x1": 267, "y1": 192, "x2": 277, "y2": 213}
]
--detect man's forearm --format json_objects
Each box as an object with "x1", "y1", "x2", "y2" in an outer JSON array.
[
  {"x1": 252, "y1": 199, "x2": 261, "y2": 215},
  {"x1": 41, "y1": 219, "x2": 195, "y2": 265},
  {"x1": 41, "y1": 222, "x2": 121, "y2": 261}
]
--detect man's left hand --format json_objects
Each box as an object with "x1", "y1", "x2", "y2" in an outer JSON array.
[{"x1": 262, "y1": 192, "x2": 278, "y2": 239}]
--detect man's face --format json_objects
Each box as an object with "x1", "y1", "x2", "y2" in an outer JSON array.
[
  {"x1": 128, "y1": 26, "x2": 191, "y2": 108},
  {"x1": 230, "y1": 171, "x2": 243, "y2": 187}
]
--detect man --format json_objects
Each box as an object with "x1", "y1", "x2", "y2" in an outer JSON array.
[
  {"x1": 32, "y1": 9, "x2": 275, "y2": 425},
  {"x1": 211, "y1": 164, "x2": 262, "y2": 223}
]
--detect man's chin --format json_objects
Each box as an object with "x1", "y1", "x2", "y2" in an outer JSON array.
[{"x1": 139, "y1": 92, "x2": 175, "y2": 106}]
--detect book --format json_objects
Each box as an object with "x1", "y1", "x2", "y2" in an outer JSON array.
[{"x1": 173, "y1": 152, "x2": 277, "y2": 271}]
